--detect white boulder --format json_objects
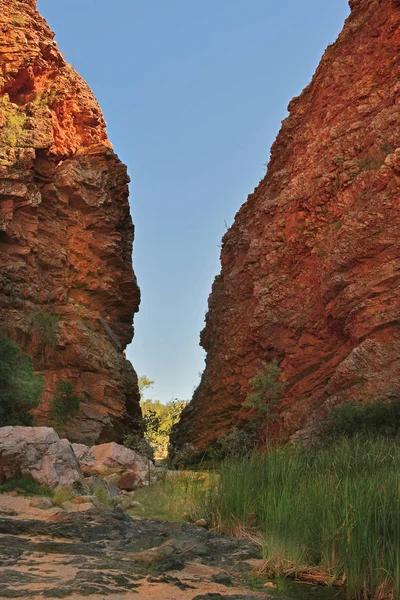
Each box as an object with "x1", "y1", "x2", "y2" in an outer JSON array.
[{"x1": 0, "y1": 426, "x2": 85, "y2": 489}]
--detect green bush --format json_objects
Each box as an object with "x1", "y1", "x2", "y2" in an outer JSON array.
[
  {"x1": 123, "y1": 433, "x2": 154, "y2": 461},
  {"x1": 0, "y1": 330, "x2": 44, "y2": 426},
  {"x1": 322, "y1": 399, "x2": 400, "y2": 439},
  {"x1": 205, "y1": 427, "x2": 256, "y2": 461},
  {"x1": 0, "y1": 94, "x2": 27, "y2": 147},
  {"x1": 243, "y1": 360, "x2": 286, "y2": 441},
  {"x1": 92, "y1": 483, "x2": 115, "y2": 507},
  {"x1": 49, "y1": 381, "x2": 80, "y2": 434},
  {"x1": 53, "y1": 486, "x2": 74, "y2": 507},
  {"x1": 0, "y1": 476, "x2": 53, "y2": 498},
  {"x1": 140, "y1": 398, "x2": 188, "y2": 458},
  {"x1": 30, "y1": 311, "x2": 59, "y2": 355}
]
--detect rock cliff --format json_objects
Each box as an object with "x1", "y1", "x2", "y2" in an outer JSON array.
[
  {"x1": 0, "y1": 0, "x2": 141, "y2": 443},
  {"x1": 173, "y1": 0, "x2": 400, "y2": 454}
]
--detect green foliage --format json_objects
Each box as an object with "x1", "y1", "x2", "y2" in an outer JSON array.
[
  {"x1": 168, "y1": 443, "x2": 197, "y2": 469},
  {"x1": 53, "y1": 486, "x2": 74, "y2": 507},
  {"x1": 30, "y1": 311, "x2": 59, "y2": 355},
  {"x1": 141, "y1": 398, "x2": 188, "y2": 458},
  {"x1": 129, "y1": 471, "x2": 218, "y2": 522},
  {"x1": 0, "y1": 95, "x2": 27, "y2": 147},
  {"x1": 49, "y1": 381, "x2": 80, "y2": 433},
  {"x1": 0, "y1": 476, "x2": 53, "y2": 498},
  {"x1": 10, "y1": 15, "x2": 26, "y2": 27},
  {"x1": 322, "y1": 399, "x2": 400, "y2": 439},
  {"x1": 131, "y1": 375, "x2": 188, "y2": 460},
  {"x1": 380, "y1": 138, "x2": 394, "y2": 156},
  {"x1": 0, "y1": 330, "x2": 44, "y2": 426},
  {"x1": 331, "y1": 220, "x2": 343, "y2": 231},
  {"x1": 188, "y1": 437, "x2": 400, "y2": 600},
  {"x1": 33, "y1": 89, "x2": 61, "y2": 108},
  {"x1": 205, "y1": 427, "x2": 256, "y2": 461},
  {"x1": 123, "y1": 433, "x2": 154, "y2": 461},
  {"x1": 92, "y1": 483, "x2": 115, "y2": 507},
  {"x1": 138, "y1": 375, "x2": 154, "y2": 398},
  {"x1": 243, "y1": 361, "x2": 285, "y2": 441},
  {"x1": 357, "y1": 154, "x2": 383, "y2": 172}
]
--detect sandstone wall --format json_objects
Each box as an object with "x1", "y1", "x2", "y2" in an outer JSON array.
[
  {"x1": 0, "y1": 0, "x2": 141, "y2": 443},
  {"x1": 173, "y1": 0, "x2": 400, "y2": 453}
]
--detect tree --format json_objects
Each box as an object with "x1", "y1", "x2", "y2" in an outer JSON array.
[
  {"x1": 49, "y1": 381, "x2": 80, "y2": 435},
  {"x1": 140, "y1": 398, "x2": 188, "y2": 458},
  {"x1": 0, "y1": 330, "x2": 44, "y2": 426},
  {"x1": 138, "y1": 375, "x2": 154, "y2": 399},
  {"x1": 243, "y1": 360, "x2": 286, "y2": 442}
]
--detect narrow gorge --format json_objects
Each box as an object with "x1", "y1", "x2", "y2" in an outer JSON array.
[
  {"x1": 173, "y1": 0, "x2": 400, "y2": 455},
  {"x1": 0, "y1": 0, "x2": 141, "y2": 444}
]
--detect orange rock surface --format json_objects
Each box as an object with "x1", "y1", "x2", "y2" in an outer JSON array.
[
  {"x1": 0, "y1": 0, "x2": 141, "y2": 443},
  {"x1": 173, "y1": 0, "x2": 400, "y2": 453}
]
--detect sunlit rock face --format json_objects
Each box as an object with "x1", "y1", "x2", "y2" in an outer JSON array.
[
  {"x1": 172, "y1": 0, "x2": 400, "y2": 455},
  {"x1": 0, "y1": 0, "x2": 141, "y2": 443}
]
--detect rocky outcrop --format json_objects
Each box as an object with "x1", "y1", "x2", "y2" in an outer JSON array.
[
  {"x1": 0, "y1": 503, "x2": 270, "y2": 599},
  {"x1": 73, "y1": 441, "x2": 153, "y2": 489},
  {"x1": 0, "y1": 0, "x2": 141, "y2": 443},
  {"x1": 173, "y1": 0, "x2": 400, "y2": 454},
  {"x1": 0, "y1": 426, "x2": 84, "y2": 488}
]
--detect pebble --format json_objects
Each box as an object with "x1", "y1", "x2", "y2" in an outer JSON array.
[
  {"x1": 194, "y1": 518, "x2": 208, "y2": 528},
  {"x1": 264, "y1": 581, "x2": 278, "y2": 589}
]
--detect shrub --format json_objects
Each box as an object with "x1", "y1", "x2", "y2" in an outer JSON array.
[
  {"x1": 140, "y1": 398, "x2": 188, "y2": 458},
  {"x1": 53, "y1": 486, "x2": 74, "y2": 507},
  {"x1": 0, "y1": 95, "x2": 27, "y2": 147},
  {"x1": 206, "y1": 427, "x2": 256, "y2": 461},
  {"x1": 49, "y1": 381, "x2": 80, "y2": 434},
  {"x1": 243, "y1": 360, "x2": 286, "y2": 441},
  {"x1": 168, "y1": 443, "x2": 197, "y2": 469},
  {"x1": 123, "y1": 433, "x2": 154, "y2": 460},
  {"x1": 322, "y1": 398, "x2": 400, "y2": 439},
  {"x1": 92, "y1": 483, "x2": 115, "y2": 507},
  {"x1": 30, "y1": 311, "x2": 59, "y2": 356},
  {"x1": 0, "y1": 329, "x2": 44, "y2": 426},
  {"x1": 0, "y1": 476, "x2": 53, "y2": 498}
]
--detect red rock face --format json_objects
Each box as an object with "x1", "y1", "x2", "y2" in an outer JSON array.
[
  {"x1": 0, "y1": 0, "x2": 141, "y2": 443},
  {"x1": 173, "y1": 0, "x2": 400, "y2": 454}
]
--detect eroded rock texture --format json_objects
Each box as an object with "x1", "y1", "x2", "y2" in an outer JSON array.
[
  {"x1": 174, "y1": 0, "x2": 400, "y2": 454},
  {"x1": 0, "y1": 0, "x2": 141, "y2": 443}
]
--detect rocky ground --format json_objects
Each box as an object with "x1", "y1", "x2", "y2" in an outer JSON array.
[{"x1": 0, "y1": 493, "x2": 289, "y2": 600}]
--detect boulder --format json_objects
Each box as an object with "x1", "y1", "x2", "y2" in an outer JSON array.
[
  {"x1": 76, "y1": 442, "x2": 153, "y2": 483},
  {"x1": 118, "y1": 470, "x2": 142, "y2": 491},
  {"x1": 61, "y1": 501, "x2": 95, "y2": 513},
  {"x1": 71, "y1": 443, "x2": 96, "y2": 475},
  {"x1": 0, "y1": 426, "x2": 85, "y2": 489}
]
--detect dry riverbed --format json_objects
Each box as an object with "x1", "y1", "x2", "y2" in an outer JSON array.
[{"x1": 0, "y1": 493, "x2": 286, "y2": 600}]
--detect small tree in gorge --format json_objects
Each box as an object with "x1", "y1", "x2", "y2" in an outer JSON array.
[
  {"x1": 49, "y1": 380, "x2": 80, "y2": 436},
  {"x1": 243, "y1": 360, "x2": 286, "y2": 442},
  {"x1": 0, "y1": 330, "x2": 44, "y2": 426}
]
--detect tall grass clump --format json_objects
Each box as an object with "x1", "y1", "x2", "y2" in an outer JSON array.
[
  {"x1": 206, "y1": 436, "x2": 400, "y2": 600},
  {"x1": 129, "y1": 470, "x2": 218, "y2": 522}
]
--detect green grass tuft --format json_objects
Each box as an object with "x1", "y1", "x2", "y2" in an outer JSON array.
[
  {"x1": 0, "y1": 476, "x2": 54, "y2": 498},
  {"x1": 129, "y1": 471, "x2": 218, "y2": 522}
]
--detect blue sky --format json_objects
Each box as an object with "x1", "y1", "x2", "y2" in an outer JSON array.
[{"x1": 37, "y1": 0, "x2": 350, "y2": 403}]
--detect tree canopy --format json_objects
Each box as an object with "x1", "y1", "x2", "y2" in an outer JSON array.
[{"x1": 0, "y1": 330, "x2": 44, "y2": 426}]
